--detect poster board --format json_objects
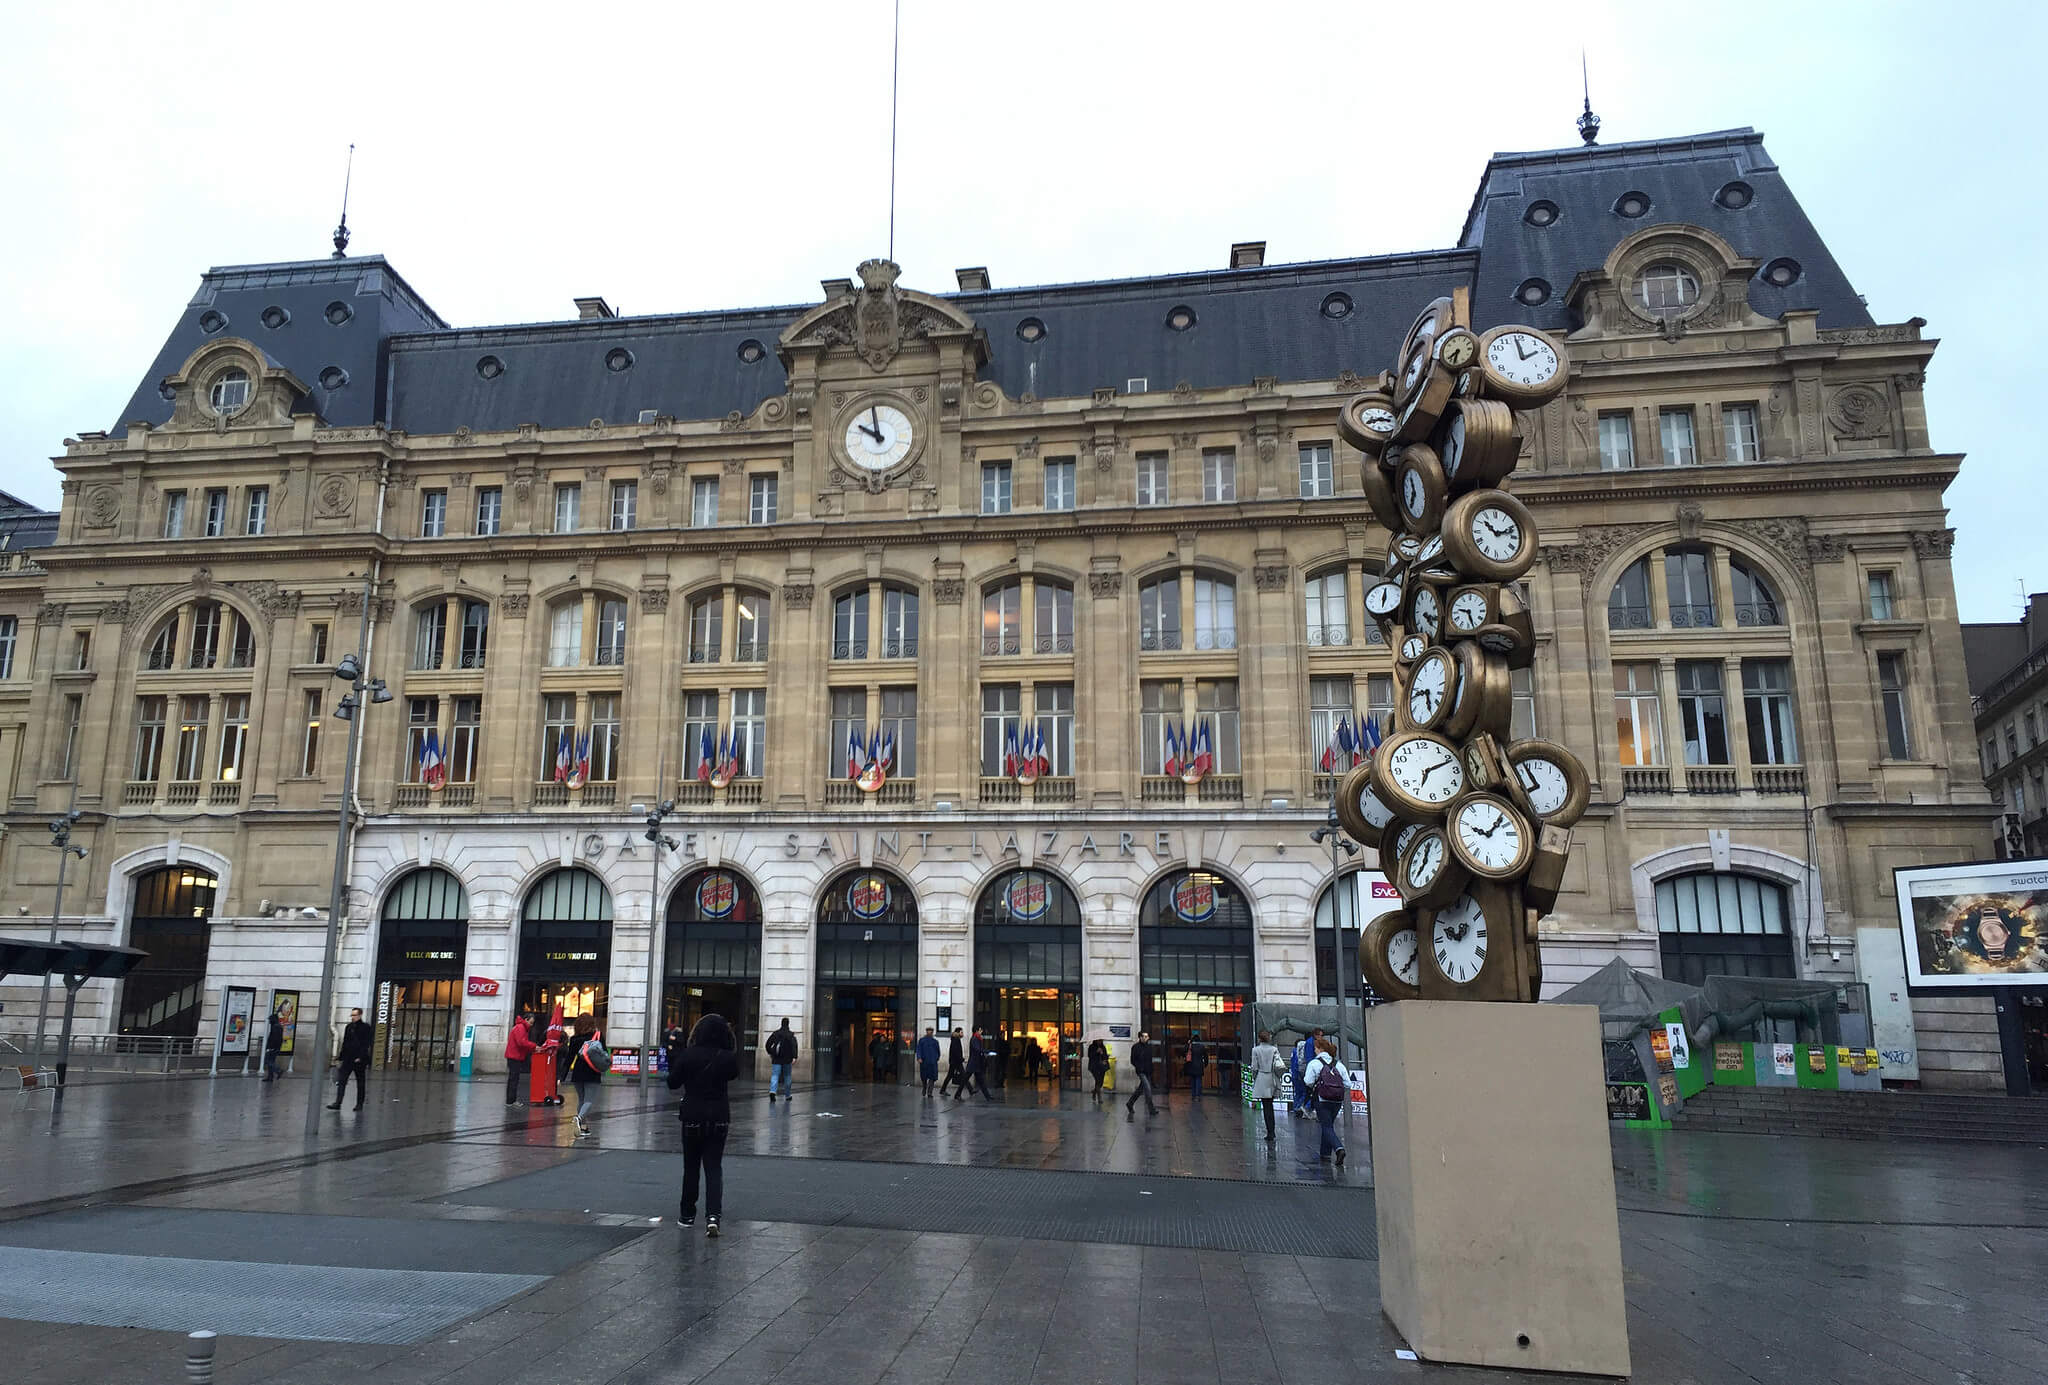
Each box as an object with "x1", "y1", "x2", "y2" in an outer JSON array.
[
  {"x1": 220, "y1": 986, "x2": 256, "y2": 1055},
  {"x1": 271, "y1": 989, "x2": 300, "y2": 1054},
  {"x1": 1893, "y1": 858, "x2": 2048, "y2": 989}
]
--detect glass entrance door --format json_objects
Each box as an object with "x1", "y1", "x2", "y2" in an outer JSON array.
[
  {"x1": 374, "y1": 977, "x2": 462, "y2": 1072},
  {"x1": 974, "y1": 985, "x2": 1081, "y2": 1089},
  {"x1": 664, "y1": 981, "x2": 760, "y2": 1071},
  {"x1": 1142, "y1": 990, "x2": 1246, "y2": 1094},
  {"x1": 819, "y1": 984, "x2": 907, "y2": 1082}
]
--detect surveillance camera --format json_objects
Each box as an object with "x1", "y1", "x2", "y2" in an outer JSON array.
[
  {"x1": 300, "y1": 906, "x2": 321, "y2": 918},
  {"x1": 66, "y1": 810, "x2": 81, "y2": 822}
]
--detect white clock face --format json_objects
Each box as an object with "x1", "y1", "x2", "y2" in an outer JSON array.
[
  {"x1": 1392, "y1": 535, "x2": 1425, "y2": 561},
  {"x1": 1401, "y1": 635, "x2": 1428, "y2": 661},
  {"x1": 1486, "y1": 331, "x2": 1560, "y2": 387},
  {"x1": 1443, "y1": 411, "x2": 1466, "y2": 477},
  {"x1": 1449, "y1": 590, "x2": 1489, "y2": 631},
  {"x1": 1387, "y1": 927, "x2": 1421, "y2": 986},
  {"x1": 1357, "y1": 782, "x2": 1396, "y2": 831},
  {"x1": 1409, "y1": 653, "x2": 1450, "y2": 724},
  {"x1": 1392, "y1": 821, "x2": 1424, "y2": 861},
  {"x1": 1402, "y1": 468, "x2": 1427, "y2": 518},
  {"x1": 844, "y1": 403, "x2": 914, "y2": 471},
  {"x1": 1471, "y1": 506, "x2": 1525, "y2": 564},
  {"x1": 1455, "y1": 798, "x2": 1524, "y2": 873},
  {"x1": 1405, "y1": 833, "x2": 1446, "y2": 890},
  {"x1": 1417, "y1": 535, "x2": 1445, "y2": 565},
  {"x1": 1366, "y1": 581, "x2": 1404, "y2": 618},
  {"x1": 1412, "y1": 588, "x2": 1441, "y2": 639},
  {"x1": 1403, "y1": 339, "x2": 1432, "y2": 393},
  {"x1": 1360, "y1": 406, "x2": 1397, "y2": 438},
  {"x1": 1432, "y1": 894, "x2": 1488, "y2": 984},
  {"x1": 1388, "y1": 736, "x2": 1464, "y2": 806},
  {"x1": 1516, "y1": 757, "x2": 1572, "y2": 818}
]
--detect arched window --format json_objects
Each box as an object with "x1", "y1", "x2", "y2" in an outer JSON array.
[
  {"x1": 1731, "y1": 559, "x2": 1781, "y2": 626},
  {"x1": 1654, "y1": 871, "x2": 1793, "y2": 987},
  {"x1": 1314, "y1": 875, "x2": 1366, "y2": 1005},
  {"x1": 832, "y1": 588, "x2": 868, "y2": 659},
  {"x1": 1193, "y1": 575, "x2": 1236, "y2": 650},
  {"x1": 518, "y1": 867, "x2": 614, "y2": 1026},
  {"x1": 547, "y1": 600, "x2": 582, "y2": 667},
  {"x1": 376, "y1": 867, "x2": 470, "y2": 1071},
  {"x1": 1139, "y1": 870, "x2": 1254, "y2": 1092},
  {"x1": 982, "y1": 582, "x2": 1022, "y2": 656},
  {"x1": 815, "y1": 868, "x2": 919, "y2": 1082},
  {"x1": 1609, "y1": 559, "x2": 1652, "y2": 630},
  {"x1": 665, "y1": 868, "x2": 764, "y2": 1054},
  {"x1": 1636, "y1": 262, "x2": 1699, "y2": 312},
  {"x1": 1139, "y1": 575, "x2": 1180, "y2": 650},
  {"x1": 830, "y1": 585, "x2": 919, "y2": 661},
  {"x1": 1034, "y1": 581, "x2": 1074, "y2": 655},
  {"x1": 735, "y1": 589, "x2": 770, "y2": 661},
  {"x1": 1665, "y1": 548, "x2": 1716, "y2": 628},
  {"x1": 686, "y1": 592, "x2": 722, "y2": 664},
  {"x1": 1305, "y1": 570, "x2": 1350, "y2": 647},
  {"x1": 143, "y1": 601, "x2": 255, "y2": 672},
  {"x1": 208, "y1": 367, "x2": 249, "y2": 415},
  {"x1": 120, "y1": 866, "x2": 218, "y2": 1037},
  {"x1": 974, "y1": 869, "x2": 1084, "y2": 1087}
]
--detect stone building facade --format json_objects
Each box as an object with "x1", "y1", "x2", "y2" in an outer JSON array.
[{"x1": 0, "y1": 126, "x2": 2004, "y2": 1087}]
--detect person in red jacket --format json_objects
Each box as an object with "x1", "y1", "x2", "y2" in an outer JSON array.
[{"x1": 504, "y1": 1012, "x2": 537, "y2": 1106}]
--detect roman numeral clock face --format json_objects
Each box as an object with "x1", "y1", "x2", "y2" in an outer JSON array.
[
  {"x1": 844, "y1": 402, "x2": 914, "y2": 471},
  {"x1": 1431, "y1": 893, "x2": 1488, "y2": 985}
]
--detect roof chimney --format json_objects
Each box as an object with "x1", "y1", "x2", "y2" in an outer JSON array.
[
  {"x1": 955, "y1": 266, "x2": 991, "y2": 292},
  {"x1": 821, "y1": 277, "x2": 855, "y2": 299},
  {"x1": 1230, "y1": 241, "x2": 1266, "y2": 269},
  {"x1": 574, "y1": 296, "x2": 615, "y2": 320}
]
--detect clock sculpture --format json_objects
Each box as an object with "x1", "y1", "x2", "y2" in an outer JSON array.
[{"x1": 1334, "y1": 293, "x2": 1588, "y2": 1004}]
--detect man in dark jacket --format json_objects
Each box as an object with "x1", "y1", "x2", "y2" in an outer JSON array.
[
  {"x1": 328, "y1": 1007, "x2": 373, "y2": 1110},
  {"x1": 960, "y1": 1028, "x2": 994, "y2": 1102},
  {"x1": 915, "y1": 1027, "x2": 941, "y2": 1097},
  {"x1": 263, "y1": 1010, "x2": 286, "y2": 1081},
  {"x1": 1125, "y1": 1030, "x2": 1159, "y2": 1118},
  {"x1": 764, "y1": 1018, "x2": 797, "y2": 1102},
  {"x1": 667, "y1": 1014, "x2": 741, "y2": 1236},
  {"x1": 1185, "y1": 1032, "x2": 1208, "y2": 1101},
  {"x1": 940, "y1": 1027, "x2": 967, "y2": 1097}
]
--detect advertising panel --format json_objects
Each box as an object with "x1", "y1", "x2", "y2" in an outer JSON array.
[
  {"x1": 271, "y1": 989, "x2": 301, "y2": 1054},
  {"x1": 220, "y1": 986, "x2": 256, "y2": 1055},
  {"x1": 1893, "y1": 859, "x2": 2048, "y2": 990}
]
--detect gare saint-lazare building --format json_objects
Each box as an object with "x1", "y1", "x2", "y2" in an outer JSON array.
[{"x1": 0, "y1": 124, "x2": 2008, "y2": 1089}]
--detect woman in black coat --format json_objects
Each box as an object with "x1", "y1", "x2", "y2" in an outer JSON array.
[
  {"x1": 666, "y1": 1013, "x2": 740, "y2": 1237},
  {"x1": 1086, "y1": 1039, "x2": 1110, "y2": 1103}
]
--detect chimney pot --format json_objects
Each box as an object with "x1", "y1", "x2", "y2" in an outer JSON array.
[
  {"x1": 955, "y1": 266, "x2": 991, "y2": 292},
  {"x1": 574, "y1": 296, "x2": 615, "y2": 320},
  {"x1": 821, "y1": 278, "x2": 855, "y2": 299},
  {"x1": 1230, "y1": 241, "x2": 1266, "y2": 269}
]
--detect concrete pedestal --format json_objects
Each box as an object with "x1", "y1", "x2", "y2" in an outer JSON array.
[{"x1": 1366, "y1": 1000, "x2": 1630, "y2": 1376}]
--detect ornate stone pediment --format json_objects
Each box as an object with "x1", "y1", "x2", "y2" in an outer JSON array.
[{"x1": 780, "y1": 261, "x2": 987, "y2": 374}]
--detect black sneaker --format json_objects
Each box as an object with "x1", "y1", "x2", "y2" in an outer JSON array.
[
  {"x1": 1336, "y1": 1148, "x2": 1346, "y2": 1167},
  {"x1": 705, "y1": 1216, "x2": 720, "y2": 1238},
  {"x1": 768, "y1": 1093, "x2": 776, "y2": 1103},
  {"x1": 679, "y1": 1213, "x2": 694, "y2": 1228}
]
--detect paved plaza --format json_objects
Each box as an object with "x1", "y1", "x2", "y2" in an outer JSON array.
[{"x1": 1, "y1": 1072, "x2": 2044, "y2": 1384}]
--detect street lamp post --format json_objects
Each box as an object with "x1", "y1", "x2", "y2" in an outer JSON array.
[
  {"x1": 1310, "y1": 801, "x2": 1361, "y2": 1067},
  {"x1": 33, "y1": 789, "x2": 87, "y2": 1066},
  {"x1": 637, "y1": 785, "x2": 681, "y2": 1086},
  {"x1": 304, "y1": 582, "x2": 391, "y2": 1140}
]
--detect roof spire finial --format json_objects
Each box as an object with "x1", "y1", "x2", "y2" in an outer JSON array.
[
  {"x1": 331, "y1": 143, "x2": 355, "y2": 259},
  {"x1": 1577, "y1": 52, "x2": 1601, "y2": 146}
]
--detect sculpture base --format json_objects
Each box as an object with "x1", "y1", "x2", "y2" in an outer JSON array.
[{"x1": 1366, "y1": 1000, "x2": 1630, "y2": 1377}]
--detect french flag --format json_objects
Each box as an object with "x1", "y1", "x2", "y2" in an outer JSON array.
[
  {"x1": 553, "y1": 730, "x2": 573, "y2": 783},
  {"x1": 718, "y1": 726, "x2": 739, "y2": 780},
  {"x1": 1337, "y1": 717, "x2": 1359, "y2": 767},
  {"x1": 1003, "y1": 723, "x2": 1020, "y2": 777},
  {"x1": 1193, "y1": 721, "x2": 1214, "y2": 777},
  {"x1": 1034, "y1": 727, "x2": 1052, "y2": 776},
  {"x1": 567, "y1": 731, "x2": 590, "y2": 790},
  {"x1": 1163, "y1": 720, "x2": 1181, "y2": 778},
  {"x1": 879, "y1": 726, "x2": 895, "y2": 773},
  {"x1": 1319, "y1": 721, "x2": 1342, "y2": 773},
  {"x1": 698, "y1": 725, "x2": 715, "y2": 783},
  {"x1": 419, "y1": 728, "x2": 447, "y2": 790},
  {"x1": 847, "y1": 725, "x2": 865, "y2": 781},
  {"x1": 1361, "y1": 714, "x2": 1384, "y2": 759}
]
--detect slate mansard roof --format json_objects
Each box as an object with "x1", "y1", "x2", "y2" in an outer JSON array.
[{"x1": 112, "y1": 127, "x2": 1871, "y2": 439}]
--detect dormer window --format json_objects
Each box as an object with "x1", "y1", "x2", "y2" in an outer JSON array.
[
  {"x1": 208, "y1": 368, "x2": 250, "y2": 417},
  {"x1": 1635, "y1": 263, "x2": 1699, "y2": 313}
]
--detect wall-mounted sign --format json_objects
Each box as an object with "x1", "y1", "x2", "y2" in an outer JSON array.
[
  {"x1": 466, "y1": 976, "x2": 500, "y2": 997},
  {"x1": 1171, "y1": 874, "x2": 1217, "y2": 923},
  {"x1": 220, "y1": 986, "x2": 256, "y2": 1055},
  {"x1": 405, "y1": 950, "x2": 457, "y2": 961},
  {"x1": 1005, "y1": 873, "x2": 1050, "y2": 921},
  {"x1": 847, "y1": 874, "x2": 892, "y2": 921},
  {"x1": 1894, "y1": 858, "x2": 2048, "y2": 989},
  {"x1": 1109, "y1": 1024, "x2": 1132, "y2": 1039},
  {"x1": 1605, "y1": 1082, "x2": 1649, "y2": 1121},
  {"x1": 543, "y1": 951, "x2": 598, "y2": 963},
  {"x1": 696, "y1": 871, "x2": 739, "y2": 919}
]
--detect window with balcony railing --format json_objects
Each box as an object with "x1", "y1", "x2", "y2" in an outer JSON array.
[
  {"x1": 1304, "y1": 571, "x2": 1349, "y2": 646},
  {"x1": 982, "y1": 583, "x2": 1022, "y2": 656},
  {"x1": 593, "y1": 599, "x2": 627, "y2": 665},
  {"x1": 1608, "y1": 559, "x2": 1652, "y2": 631},
  {"x1": 1139, "y1": 576, "x2": 1180, "y2": 651},
  {"x1": 687, "y1": 595, "x2": 723, "y2": 664},
  {"x1": 1731, "y1": 559, "x2": 1781, "y2": 627},
  {"x1": 1193, "y1": 577, "x2": 1236, "y2": 651},
  {"x1": 1034, "y1": 583, "x2": 1074, "y2": 654},
  {"x1": 1665, "y1": 549, "x2": 1716, "y2": 628}
]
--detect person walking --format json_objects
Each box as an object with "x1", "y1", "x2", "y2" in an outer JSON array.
[
  {"x1": 667, "y1": 1012, "x2": 740, "y2": 1238},
  {"x1": 764, "y1": 1018, "x2": 797, "y2": 1103},
  {"x1": 1249, "y1": 1029, "x2": 1283, "y2": 1143},
  {"x1": 543, "y1": 1012, "x2": 569, "y2": 1106},
  {"x1": 565, "y1": 1015, "x2": 610, "y2": 1138},
  {"x1": 1086, "y1": 1039, "x2": 1110, "y2": 1103},
  {"x1": 504, "y1": 1011, "x2": 537, "y2": 1106},
  {"x1": 1290, "y1": 1028, "x2": 1320, "y2": 1118},
  {"x1": 1124, "y1": 1031, "x2": 1159, "y2": 1118},
  {"x1": 1184, "y1": 1031, "x2": 1208, "y2": 1101},
  {"x1": 989, "y1": 1030, "x2": 1009, "y2": 1090},
  {"x1": 940, "y1": 1027, "x2": 967, "y2": 1097},
  {"x1": 262, "y1": 1007, "x2": 286, "y2": 1081},
  {"x1": 1026, "y1": 1037, "x2": 1043, "y2": 1083},
  {"x1": 960, "y1": 1028, "x2": 995, "y2": 1102},
  {"x1": 1302, "y1": 1037, "x2": 1350, "y2": 1166},
  {"x1": 916, "y1": 1026, "x2": 941, "y2": 1097},
  {"x1": 327, "y1": 1007, "x2": 373, "y2": 1111}
]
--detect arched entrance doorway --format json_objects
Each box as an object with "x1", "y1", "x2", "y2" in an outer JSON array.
[
  {"x1": 1139, "y1": 869, "x2": 1254, "y2": 1093},
  {"x1": 815, "y1": 868, "x2": 916, "y2": 1083},
  {"x1": 973, "y1": 869, "x2": 1082, "y2": 1089},
  {"x1": 375, "y1": 868, "x2": 468, "y2": 1072},
  {"x1": 1315, "y1": 871, "x2": 1397, "y2": 1005},
  {"x1": 517, "y1": 868, "x2": 613, "y2": 1030},
  {"x1": 665, "y1": 868, "x2": 762, "y2": 1068},
  {"x1": 120, "y1": 866, "x2": 216, "y2": 1036}
]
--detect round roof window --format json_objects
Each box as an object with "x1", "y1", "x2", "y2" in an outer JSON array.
[
  {"x1": 318, "y1": 366, "x2": 349, "y2": 390},
  {"x1": 1320, "y1": 292, "x2": 1353, "y2": 320},
  {"x1": 197, "y1": 310, "x2": 227, "y2": 334},
  {"x1": 1524, "y1": 200, "x2": 1560, "y2": 227},
  {"x1": 325, "y1": 301, "x2": 354, "y2": 326},
  {"x1": 604, "y1": 347, "x2": 634, "y2": 373},
  {"x1": 1716, "y1": 181, "x2": 1755, "y2": 210},
  {"x1": 1165, "y1": 305, "x2": 1196, "y2": 332},
  {"x1": 1762, "y1": 258, "x2": 1803, "y2": 288},
  {"x1": 737, "y1": 339, "x2": 766, "y2": 364},
  {"x1": 1016, "y1": 317, "x2": 1046, "y2": 342},
  {"x1": 1515, "y1": 278, "x2": 1552, "y2": 307},
  {"x1": 260, "y1": 305, "x2": 291, "y2": 330},
  {"x1": 1614, "y1": 191, "x2": 1652, "y2": 219},
  {"x1": 476, "y1": 355, "x2": 504, "y2": 380}
]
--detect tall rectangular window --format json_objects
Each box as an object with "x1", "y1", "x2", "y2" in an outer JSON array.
[
  {"x1": 881, "y1": 589, "x2": 917, "y2": 658},
  {"x1": 188, "y1": 603, "x2": 222, "y2": 669},
  {"x1": 588, "y1": 694, "x2": 621, "y2": 782},
  {"x1": 309, "y1": 622, "x2": 329, "y2": 667},
  {"x1": 1665, "y1": 550, "x2": 1717, "y2": 628},
  {"x1": 553, "y1": 483, "x2": 581, "y2": 533},
  {"x1": 1305, "y1": 572, "x2": 1349, "y2": 646},
  {"x1": 1034, "y1": 683, "x2": 1074, "y2": 777},
  {"x1": 594, "y1": 599, "x2": 627, "y2": 666},
  {"x1": 1309, "y1": 675, "x2": 1354, "y2": 765},
  {"x1": 1722, "y1": 403, "x2": 1760, "y2": 462},
  {"x1": 688, "y1": 595, "x2": 723, "y2": 664},
  {"x1": 1676, "y1": 661, "x2": 1730, "y2": 765},
  {"x1": 405, "y1": 696, "x2": 439, "y2": 782},
  {"x1": 421, "y1": 489, "x2": 448, "y2": 538},
  {"x1": 548, "y1": 603, "x2": 583, "y2": 667},
  {"x1": 459, "y1": 601, "x2": 489, "y2": 669},
  {"x1": 880, "y1": 687, "x2": 917, "y2": 778},
  {"x1": 1140, "y1": 680, "x2": 1182, "y2": 775},
  {"x1": 1193, "y1": 576, "x2": 1236, "y2": 651},
  {"x1": 1659, "y1": 407, "x2": 1698, "y2": 466},
  {"x1": 1298, "y1": 442, "x2": 1334, "y2": 498},
  {"x1": 1043, "y1": 458, "x2": 1075, "y2": 512},
  {"x1": 475, "y1": 486, "x2": 502, "y2": 536},
  {"x1": 1365, "y1": 672, "x2": 1396, "y2": 729},
  {"x1": 1034, "y1": 584, "x2": 1073, "y2": 654},
  {"x1": 244, "y1": 486, "x2": 269, "y2": 535},
  {"x1": 0, "y1": 615, "x2": 14, "y2": 678},
  {"x1": 70, "y1": 629, "x2": 89, "y2": 671},
  {"x1": 1140, "y1": 576, "x2": 1180, "y2": 651},
  {"x1": 610, "y1": 480, "x2": 637, "y2": 531},
  {"x1": 2029, "y1": 712, "x2": 2039, "y2": 749},
  {"x1": 300, "y1": 690, "x2": 322, "y2": 775},
  {"x1": 1867, "y1": 571, "x2": 1896, "y2": 620},
  {"x1": 1614, "y1": 663, "x2": 1663, "y2": 766},
  {"x1": 690, "y1": 477, "x2": 719, "y2": 528},
  {"x1": 1197, "y1": 679, "x2": 1242, "y2": 774},
  {"x1": 412, "y1": 603, "x2": 447, "y2": 670},
  {"x1": 833, "y1": 590, "x2": 869, "y2": 660},
  {"x1": 1202, "y1": 448, "x2": 1236, "y2": 502},
  {"x1": 979, "y1": 684, "x2": 1021, "y2": 776},
  {"x1": 449, "y1": 696, "x2": 481, "y2": 784},
  {"x1": 216, "y1": 694, "x2": 249, "y2": 782},
  {"x1": 731, "y1": 688, "x2": 767, "y2": 778},
  {"x1": 1511, "y1": 667, "x2": 1538, "y2": 741},
  {"x1": 749, "y1": 474, "x2": 779, "y2": 525},
  {"x1": 981, "y1": 584, "x2": 1021, "y2": 655},
  {"x1": 57, "y1": 694, "x2": 83, "y2": 780},
  {"x1": 134, "y1": 695, "x2": 168, "y2": 781},
  {"x1": 1878, "y1": 653, "x2": 1913, "y2": 759},
  {"x1": 981, "y1": 462, "x2": 1012, "y2": 515},
  {"x1": 1136, "y1": 452, "x2": 1168, "y2": 506},
  {"x1": 540, "y1": 693, "x2": 577, "y2": 780},
  {"x1": 683, "y1": 692, "x2": 720, "y2": 781},
  {"x1": 162, "y1": 490, "x2": 187, "y2": 538},
  {"x1": 1742, "y1": 660, "x2": 1798, "y2": 765},
  {"x1": 204, "y1": 488, "x2": 229, "y2": 537},
  {"x1": 173, "y1": 695, "x2": 209, "y2": 781},
  {"x1": 1598, "y1": 413, "x2": 1635, "y2": 470},
  {"x1": 828, "y1": 688, "x2": 865, "y2": 776}
]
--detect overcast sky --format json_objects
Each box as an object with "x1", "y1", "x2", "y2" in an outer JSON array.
[{"x1": 2, "y1": 1, "x2": 2039, "y2": 622}]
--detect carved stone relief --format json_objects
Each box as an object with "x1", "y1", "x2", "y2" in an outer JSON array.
[
  {"x1": 1827, "y1": 383, "x2": 1891, "y2": 440},
  {"x1": 781, "y1": 583, "x2": 815, "y2": 609},
  {"x1": 314, "y1": 474, "x2": 356, "y2": 519},
  {"x1": 83, "y1": 487, "x2": 120, "y2": 528},
  {"x1": 1088, "y1": 571, "x2": 1125, "y2": 599}
]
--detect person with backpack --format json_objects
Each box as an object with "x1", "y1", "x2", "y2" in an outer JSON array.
[
  {"x1": 566, "y1": 1014, "x2": 610, "y2": 1138},
  {"x1": 1249, "y1": 1029, "x2": 1283, "y2": 1143},
  {"x1": 764, "y1": 1018, "x2": 797, "y2": 1103},
  {"x1": 1302, "y1": 1036, "x2": 1350, "y2": 1166},
  {"x1": 667, "y1": 1012, "x2": 740, "y2": 1238}
]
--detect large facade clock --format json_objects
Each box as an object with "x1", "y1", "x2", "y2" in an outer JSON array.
[{"x1": 832, "y1": 394, "x2": 925, "y2": 488}]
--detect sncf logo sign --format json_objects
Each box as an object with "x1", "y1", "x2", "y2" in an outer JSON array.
[{"x1": 465, "y1": 976, "x2": 501, "y2": 997}]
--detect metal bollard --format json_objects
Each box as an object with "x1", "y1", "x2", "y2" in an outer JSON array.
[{"x1": 185, "y1": 1330, "x2": 216, "y2": 1383}]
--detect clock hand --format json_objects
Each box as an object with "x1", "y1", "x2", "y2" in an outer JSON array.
[
  {"x1": 1515, "y1": 338, "x2": 1535, "y2": 360},
  {"x1": 869, "y1": 406, "x2": 883, "y2": 440},
  {"x1": 857, "y1": 422, "x2": 883, "y2": 443}
]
